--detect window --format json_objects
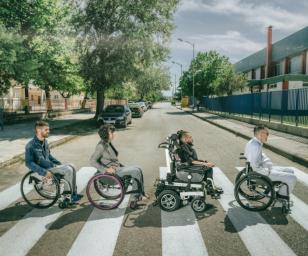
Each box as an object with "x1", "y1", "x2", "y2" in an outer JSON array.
[
  {"x1": 290, "y1": 55, "x2": 302, "y2": 74},
  {"x1": 303, "y1": 83, "x2": 308, "y2": 87},
  {"x1": 269, "y1": 83, "x2": 277, "y2": 89}
]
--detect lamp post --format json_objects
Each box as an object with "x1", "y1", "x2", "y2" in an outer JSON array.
[
  {"x1": 172, "y1": 61, "x2": 183, "y2": 108},
  {"x1": 178, "y1": 38, "x2": 195, "y2": 109}
]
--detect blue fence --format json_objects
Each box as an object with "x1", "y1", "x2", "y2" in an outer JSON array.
[{"x1": 203, "y1": 88, "x2": 308, "y2": 126}]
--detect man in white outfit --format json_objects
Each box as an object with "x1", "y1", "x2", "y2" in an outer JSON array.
[{"x1": 245, "y1": 125, "x2": 297, "y2": 200}]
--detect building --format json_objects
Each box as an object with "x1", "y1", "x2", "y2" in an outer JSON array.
[{"x1": 234, "y1": 26, "x2": 308, "y2": 93}]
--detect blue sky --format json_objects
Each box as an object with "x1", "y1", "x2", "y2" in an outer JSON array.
[{"x1": 163, "y1": 0, "x2": 308, "y2": 96}]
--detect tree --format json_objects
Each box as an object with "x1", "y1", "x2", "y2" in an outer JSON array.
[
  {"x1": 0, "y1": 0, "x2": 82, "y2": 112},
  {"x1": 179, "y1": 51, "x2": 247, "y2": 98},
  {"x1": 74, "y1": 0, "x2": 179, "y2": 117}
]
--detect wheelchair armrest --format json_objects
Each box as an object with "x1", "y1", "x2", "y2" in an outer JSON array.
[{"x1": 178, "y1": 164, "x2": 207, "y2": 174}]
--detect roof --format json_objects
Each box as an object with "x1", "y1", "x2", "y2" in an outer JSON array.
[{"x1": 234, "y1": 26, "x2": 308, "y2": 73}]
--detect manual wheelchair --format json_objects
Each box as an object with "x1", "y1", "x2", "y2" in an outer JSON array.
[
  {"x1": 234, "y1": 154, "x2": 291, "y2": 214},
  {"x1": 154, "y1": 131, "x2": 223, "y2": 213},
  {"x1": 20, "y1": 171, "x2": 73, "y2": 209},
  {"x1": 86, "y1": 171, "x2": 143, "y2": 210}
]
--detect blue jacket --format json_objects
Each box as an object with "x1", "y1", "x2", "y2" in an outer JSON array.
[{"x1": 25, "y1": 136, "x2": 61, "y2": 176}]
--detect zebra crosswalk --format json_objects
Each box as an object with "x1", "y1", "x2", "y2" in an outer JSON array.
[{"x1": 0, "y1": 164, "x2": 307, "y2": 256}]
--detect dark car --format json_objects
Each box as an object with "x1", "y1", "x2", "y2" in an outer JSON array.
[
  {"x1": 130, "y1": 106, "x2": 144, "y2": 118},
  {"x1": 97, "y1": 104, "x2": 132, "y2": 128}
]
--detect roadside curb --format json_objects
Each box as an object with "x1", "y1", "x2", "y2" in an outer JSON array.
[
  {"x1": 0, "y1": 135, "x2": 78, "y2": 169},
  {"x1": 0, "y1": 118, "x2": 96, "y2": 169},
  {"x1": 178, "y1": 107, "x2": 308, "y2": 167}
]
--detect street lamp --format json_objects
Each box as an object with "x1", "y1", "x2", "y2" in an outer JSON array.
[
  {"x1": 178, "y1": 38, "x2": 195, "y2": 109},
  {"x1": 171, "y1": 61, "x2": 183, "y2": 108}
]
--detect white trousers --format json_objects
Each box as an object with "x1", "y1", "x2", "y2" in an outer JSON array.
[{"x1": 268, "y1": 166, "x2": 297, "y2": 196}]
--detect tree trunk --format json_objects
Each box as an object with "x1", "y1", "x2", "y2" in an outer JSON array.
[
  {"x1": 95, "y1": 88, "x2": 105, "y2": 119},
  {"x1": 24, "y1": 85, "x2": 30, "y2": 114},
  {"x1": 81, "y1": 91, "x2": 88, "y2": 109},
  {"x1": 45, "y1": 89, "x2": 53, "y2": 113}
]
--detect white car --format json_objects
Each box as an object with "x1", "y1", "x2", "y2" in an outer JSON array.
[{"x1": 137, "y1": 102, "x2": 148, "y2": 112}]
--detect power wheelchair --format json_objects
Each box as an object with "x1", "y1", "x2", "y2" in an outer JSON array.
[
  {"x1": 234, "y1": 153, "x2": 291, "y2": 214},
  {"x1": 20, "y1": 171, "x2": 73, "y2": 209},
  {"x1": 154, "y1": 131, "x2": 223, "y2": 213},
  {"x1": 86, "y1": 172, "x2": 143, "y2": 210}
]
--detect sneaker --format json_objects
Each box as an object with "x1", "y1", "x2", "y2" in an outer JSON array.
[{"x1": 72, "y1": 193, "x2": 83, "y2": 203}]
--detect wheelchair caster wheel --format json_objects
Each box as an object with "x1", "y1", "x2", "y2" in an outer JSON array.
[
  {"x1": 130, "y1": 200, "x2": 138, "y2": 210},
  {"x1": 59, "y1": 201, "x2": 68, "y2": 209},
  {"x1": 191, "y1": 198, "x2": 206, "y2": 212},
  {"x1": 281, "y1": 206, "x2": 290, "y2": 215}
]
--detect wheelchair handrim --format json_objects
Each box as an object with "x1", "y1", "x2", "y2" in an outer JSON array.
[
  {"x1": 21, "y1": 171, "x2": 60, "y2": 209},
  {"x1": 86, "y1": 174, "x2": 125, "y2": 210},
  {"x1": 234, "y1": 175, "x2": 274, "y2": 211}
]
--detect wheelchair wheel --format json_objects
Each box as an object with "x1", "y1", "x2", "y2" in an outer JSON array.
[
  {"x1": 234, "y1": 174, "x2": 274, "y2": 212},
  {"x1": 93, "y1": 176, "x2": 122, "y2": 200},
  {"x1": 21, "y1": 171, "x2": 60, "y2": 209},
  {"x1": 158, "y1": 190, "x2": 180, "y2": 212},
  {"x1": 87, "y1": 173, "x2": 125, "y2": 210},
  {"x1": 191, "y1": 198, "x2": 206, "y2": 212}
]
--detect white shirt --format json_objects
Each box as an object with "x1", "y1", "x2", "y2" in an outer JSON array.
[{"x1": 244, "y1": 137, "x2": 273, "y2": 175}]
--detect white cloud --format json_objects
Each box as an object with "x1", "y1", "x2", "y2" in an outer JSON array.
[
  {"x1": 178, "y1": 0, "x2": 308, "y2": 32},
  {"x1": 171, "y1": 30, "x2": 264, "y2": 63}
]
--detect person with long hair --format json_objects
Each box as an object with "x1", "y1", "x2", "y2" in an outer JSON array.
[{"x1": 90, "y1": 124, "x2": 149, "y2": 201}]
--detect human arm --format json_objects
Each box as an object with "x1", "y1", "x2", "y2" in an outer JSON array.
[{"x1": 25, "y1": 145, "x2": 48, "y2": 176}]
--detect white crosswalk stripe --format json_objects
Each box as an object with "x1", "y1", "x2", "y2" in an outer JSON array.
[
  {"x1": 0, "y1": 164, "x2": 307, "y2": 256},
  {"x1": 160, "y1": 167, "x2": 208, "y2": 256},
  {"x1": 289, "y1": 166, "x2": 308, "y2": 187},
  {"x1": 0, "y1": 180, "x2": 32, "y2": 211},
  {"x1": 214, "y1": 167, "x2": 296, "y2": 256},
  {"x1": 0, "y1": 167, "x2": 96, "y2": 256},
  {"x1": 68, "y1": 195, "x2": 130, "y2": 256},
  {"x1": 235, "y1": 167, "x2": 308, "y2": 231}
]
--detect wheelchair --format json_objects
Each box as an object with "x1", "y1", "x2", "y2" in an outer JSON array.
[
  {"x1": 86, "y1": 171, "x2": 143, "y2": 210},
  {"x1": 20, "y1": 171, "x2": 73, "y2": 209},
  {"x1": 154, "y1": 131, "x2": 223, "y2": 213},
  {"x1": 234, "y1": 154, "x2": 291, "y2": 214}
]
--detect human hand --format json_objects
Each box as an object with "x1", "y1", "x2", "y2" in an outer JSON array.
[
  {"x1": 43, "y1": 171, "x2": 53, "y2": 183},
  {"x1": 105, "y1": 167, "x2": 116, "y2": 174},
  {"x1": 205, "y1": 162, "x2": 215, "y2": 168}
]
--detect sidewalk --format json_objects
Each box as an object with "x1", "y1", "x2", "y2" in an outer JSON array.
[
  {"x1": 180, "y1": 107, "x2": 308, "y2": 167},
  {"x1": 0, "y1": 112, "x2": 95, "y2": 168}
]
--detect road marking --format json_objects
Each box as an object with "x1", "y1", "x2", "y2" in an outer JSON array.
[
  {"x1": 0, "y1": 167, "x2": 96, "y2": 256},
  {"x1": 165, "y1": 149, "x2": 171, "y2": 171},
  {"x1": 235, "y1": 167, "x2": 308, "y2": 231},
  {"x1": 288, "y1": 166, "x2": 308, "y2": 188},
  {"x1": 161, "y1": 206, "x2": 208, "y2": 256},
  {"x1": 0, "y1": 181, "x2": 32, "y2": 211},
  {"x1": 214, "y1": 167, "x2": 296, "y2": 256},
  {"x1": 67, "y1": 195, "x2": 130, "y2": 256},
  {"x1": 160, "y1": 149, "x2": 208, "y2": 256}
]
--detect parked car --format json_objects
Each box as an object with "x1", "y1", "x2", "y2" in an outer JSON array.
[
  {"x1": 146, "y1": 101, "x2": 153, "y2": 109},
  {"x1": 130, "y1": 105, "x2": 144, "y2": 118},
  {"x1": 137, "y1": 101, "x2": 147, "y2": 112},
  {"x1": 97, "y1": 104, "x2": 132, "y2": 128}
]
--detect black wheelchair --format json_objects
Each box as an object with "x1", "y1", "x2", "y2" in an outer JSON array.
[
  {"x1": 20, "y1": 171, "x2": 73, "y2": 209},
  {"x1": 86, "y1": 171, "x2": 143, "y2": 210},
  {"x1": 234, "y1": 154, "x2": 291, "y2": 214},
  {"x1": 154, "y1": 131, "x2": 223, "y2": 213}
]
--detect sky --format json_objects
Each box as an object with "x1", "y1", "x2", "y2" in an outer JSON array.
[{"x1": 163, "y1": 0, "x2": 308, "y2": 96}]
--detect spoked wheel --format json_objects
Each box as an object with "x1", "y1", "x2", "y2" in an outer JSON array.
[
  {"x1": 93, "y1": 175, "x2": 122, "y2": 200},
  {"x1": 234, "y1": 174, "x2": 274, "y2": 211},
  {"x1": 87, "y1": 173, "x2": 124, "y2": 210},
  {"x1": 21, "y1": 171, "x2": 60, "y2": 209},
  {"x1": 191, "y1": 198, "x2": 206, "y2": 212},
  {"x1": 158, "y1": 190, "x2": 180, "y2": 212}
]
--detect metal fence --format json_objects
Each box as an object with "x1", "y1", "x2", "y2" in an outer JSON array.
[{"x1": 203, "y1": 88, "x2": 308, "y2": 127}]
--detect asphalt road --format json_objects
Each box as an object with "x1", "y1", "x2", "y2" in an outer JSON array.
[{"x1": 0, "y1": 102, "x2": 307, "y2": 256}]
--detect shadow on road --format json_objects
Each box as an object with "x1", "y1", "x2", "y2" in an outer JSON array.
[{"x1": 224, "y1": 202, "x2": 288, "y2": 233}]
